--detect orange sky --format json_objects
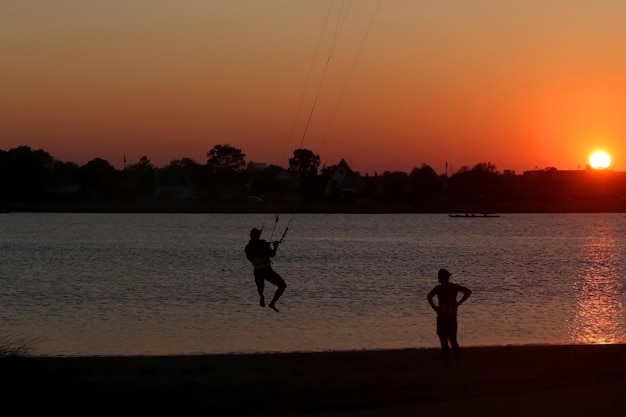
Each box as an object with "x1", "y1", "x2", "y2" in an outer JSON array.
[{"x1": 2, "y1": 0, "x2": 626, "y2": 175}]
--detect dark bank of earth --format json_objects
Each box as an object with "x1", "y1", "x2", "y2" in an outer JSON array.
[{"x1": 2, "y1": 345, "x2": 626, "y2": 416}]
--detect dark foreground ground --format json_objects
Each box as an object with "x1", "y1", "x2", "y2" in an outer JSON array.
[{"x1": 2, "y1": 344, "x2": 626, "y2": 416}]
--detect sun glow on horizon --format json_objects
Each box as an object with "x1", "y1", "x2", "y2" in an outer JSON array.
[{"x1": 589, "y1": 150, "x2": 611, "y2": 170}]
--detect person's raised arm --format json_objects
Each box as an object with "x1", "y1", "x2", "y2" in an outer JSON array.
[{"x1": 269, "y1": 241, "x2": 279, "y2": 257}]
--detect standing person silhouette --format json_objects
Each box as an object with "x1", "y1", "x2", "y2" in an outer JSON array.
[
  {"x1": 427, "y1": 268, "x2": 472, "y2": 367},
  {"x1": 245, "y1": 228, "x2": 287, "y2": 312}
]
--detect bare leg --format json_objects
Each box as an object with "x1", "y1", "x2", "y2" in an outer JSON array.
[
  {"x1": 268, "y1": 282, "x2": 286, "y2": 313},
  {"x1": 255, "y1": 275, "x2": 265, "y2": 307},
  {"x1": 438, "y1": 335, "x2": 451, "y2": 366},
  {"x1": 450, "y1": 334, "x2": 461, "y2": 365}
]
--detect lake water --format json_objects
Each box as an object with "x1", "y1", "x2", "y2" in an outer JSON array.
[{"x1": 1, "y1": 212, "x2": 625, "y2": 356}]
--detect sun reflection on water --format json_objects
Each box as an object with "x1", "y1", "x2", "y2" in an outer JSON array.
[{"x1": 569, "y1": 223, "x2": 623, "y2": 344}]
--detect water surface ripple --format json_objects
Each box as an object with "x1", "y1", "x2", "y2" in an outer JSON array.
[{"x1": 1, "y1": 213, "x2": 625, "y2": 356}]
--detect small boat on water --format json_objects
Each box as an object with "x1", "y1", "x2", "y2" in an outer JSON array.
[{"x1": 449, "y1": 213, "x2": 501, "y2": 218}]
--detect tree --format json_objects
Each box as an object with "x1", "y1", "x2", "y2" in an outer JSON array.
[
  {"x1": 205, "y1": 145, "x2": 247, "y2": 201},
  {"x1": 206, "y1": 144, "x2": 246, "y2": 174},
  {"x1": 123, "y1": 156, "x2": 156, "y2": 199},
  {"x1": 448, "y1": 162, "x2": 500, "y2": 203},
  {"x1": 160, "y1": 157, "x2": 203, "y2": 187},
  {"x1": 288, "y1": 148, "x2": 321, "y2": 201},
  {"x1": 0, "y1": 146, "x2": 55, "y2": 200},
  {"x1": 288, "y1": 148, "x2": 320, "y2": 181},
  {"x1": 78, "y1": 158, "x2": 119, "y2": 200},
  {"x1": 378, "y1": 171, "x2": 410, "y2": 203},
  {"x1": 408, "y1": 163, "x2": 444, "y2": 203},
  {"x1": 247, "y1": 164, "x2": 294, "y2": 201}
]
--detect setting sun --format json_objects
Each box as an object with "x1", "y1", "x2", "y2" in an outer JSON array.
[{"x1": 589, "y1": 151, "x2": 611, "y2": 170}]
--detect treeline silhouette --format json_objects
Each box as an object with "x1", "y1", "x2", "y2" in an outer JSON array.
[{"x1": 2, "y1": 145, "x2": 626, "y2": 213}]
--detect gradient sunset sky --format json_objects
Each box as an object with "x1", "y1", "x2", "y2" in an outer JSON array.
[{"x1": 2, "y1": 0, "x2": 626, "y2": 175}]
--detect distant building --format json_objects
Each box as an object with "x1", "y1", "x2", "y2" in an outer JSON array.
[
  {"x1": 324, "y1": 158, "x2": 363, "y2": 200},
  {"x1": 247, "y1": 161, "x2": 268, "y2": 172}
]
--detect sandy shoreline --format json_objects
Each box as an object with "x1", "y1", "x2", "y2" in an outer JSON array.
[{"x1": 2, "y1": 344, "x2": 626, "y2": 416}]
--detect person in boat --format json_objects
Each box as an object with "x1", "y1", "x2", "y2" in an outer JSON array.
[
  {"x1": 245, "y1": 228, "x2": 287, "y2": 312},
  {"x1": 427, "y1": 268, "x2": 472, "y2": 367}
]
